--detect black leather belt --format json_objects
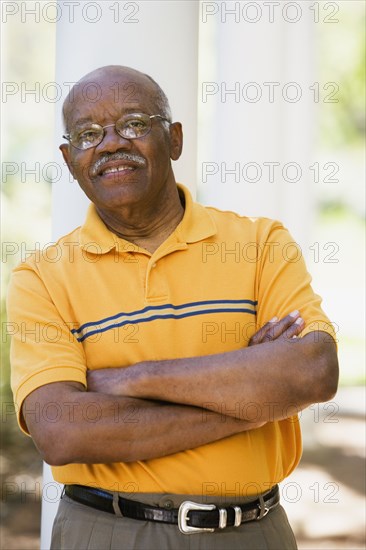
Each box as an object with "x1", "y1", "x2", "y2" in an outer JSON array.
[{"x1": 64, "y1": 484, "x2": 280, "y2": 534}]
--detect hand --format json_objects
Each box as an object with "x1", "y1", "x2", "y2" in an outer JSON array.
[{"x1": 248, "y1": 310, "x2": 304, "y2": 346}]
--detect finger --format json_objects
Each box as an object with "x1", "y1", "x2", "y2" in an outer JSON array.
[
  {"x1": 250, "y1": 311, "x2": 304, "y2": 345},
  {"x1": 261, "y1": 310, "x2": 301, "y2": 342},
  {"x1": 283, "y1": 317, "x2": 305, "y2": 340},
  {"x1": 248, "y1": 316, "x2": 278, "y2": 346}
]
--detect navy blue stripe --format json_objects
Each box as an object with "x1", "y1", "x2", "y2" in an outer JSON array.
[
  {"x1": 71, "y1": 299, "x2": 258, "y2": 335},
  {"x1": 76, "y1": 307, "x2": 256, "y2": 342}
]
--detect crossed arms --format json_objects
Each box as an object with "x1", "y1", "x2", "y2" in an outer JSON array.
[{"x1": 23, "y1": 311, "x2": 338, "y2": 466}]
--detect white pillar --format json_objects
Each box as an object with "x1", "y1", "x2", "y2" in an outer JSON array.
[
  {"x1": 197, "y1": 2, "x2": 316, "y2": 247},
  {"x1": 41, "y1": 2, "x2": 199, "y2": 548}
]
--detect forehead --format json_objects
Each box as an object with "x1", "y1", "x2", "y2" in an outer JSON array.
[{"x1": 64, "y1": 72, "x2": 158, "y2": 127}]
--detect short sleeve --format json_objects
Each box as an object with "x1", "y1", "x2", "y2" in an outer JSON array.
[
  {"x1": 255, "y1": 221, "x2": 337, "y2": 345},
  {"x1": 7, "y1": 262, "x2": 87, "y2": 434}
]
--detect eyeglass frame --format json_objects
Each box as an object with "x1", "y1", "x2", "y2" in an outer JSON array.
[{"x1": 62, "y1": 113, "x2": 171, "y2": 150}]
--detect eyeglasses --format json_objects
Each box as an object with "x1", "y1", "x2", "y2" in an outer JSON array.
[{"x1": 63, "y1": 113, "x2": 171, "y2": 150}]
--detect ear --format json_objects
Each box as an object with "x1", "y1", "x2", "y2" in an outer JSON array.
[
  {"x1": 169, "y1": 122, "x2": 183, "y2": 161},
  {"x1": 59, "y1": 143, "x2": 76, "y2": 179}
]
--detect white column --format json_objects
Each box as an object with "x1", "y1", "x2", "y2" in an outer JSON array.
[
  {"x1": 197, "y1": 1, "x2": 316, "y2": 246},
  {"x1": 41, "y1": 2, "x2": 199, "y2": 548}
]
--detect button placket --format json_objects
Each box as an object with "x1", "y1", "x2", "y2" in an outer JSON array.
[{"x1": 145, "y1": 259, "x2": 168, "y2": 302}]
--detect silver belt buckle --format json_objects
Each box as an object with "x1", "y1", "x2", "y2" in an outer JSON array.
[{"x1": 178, "y1": 500, "x2": 216, "y2": 534}]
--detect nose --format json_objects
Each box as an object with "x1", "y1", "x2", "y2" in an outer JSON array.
[{"x1": 95, "y1": 124, "x2": 131, "y2": 153}]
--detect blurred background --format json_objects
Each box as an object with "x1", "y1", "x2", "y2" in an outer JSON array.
[{"x1": 1, "y1": 1, "x2": 365, "y2": 548}]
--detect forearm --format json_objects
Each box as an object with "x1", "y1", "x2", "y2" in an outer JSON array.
[
  {"x1": 24, "y1": 382, "x2": 264, "y2": 466},
  {"x1": 92, "y1": 332, "x2": 338, "y2": 422}
]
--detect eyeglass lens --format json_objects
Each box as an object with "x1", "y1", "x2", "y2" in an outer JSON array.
[{"x1": 70, "y1": 113, "x2": 154, "y2": 149}]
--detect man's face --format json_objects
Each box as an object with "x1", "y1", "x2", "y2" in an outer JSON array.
[{"x1": 60, "y1": 71, "x2": 182, "y2": 212}]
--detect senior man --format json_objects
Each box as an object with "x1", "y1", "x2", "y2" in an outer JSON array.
[{"x1": 9, "y1": 65, "x2": 338, "y2": 550}]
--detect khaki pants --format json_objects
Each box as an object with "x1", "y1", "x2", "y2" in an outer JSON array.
[{"x1": 51, "y1": 491, "x2": 297, "y2": 550}]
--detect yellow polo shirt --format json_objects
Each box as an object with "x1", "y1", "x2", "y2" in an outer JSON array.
[{"x1": 8, "y1": 184, "x2": 336, "y2": 495}]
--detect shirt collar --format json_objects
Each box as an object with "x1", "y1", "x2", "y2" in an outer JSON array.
[
  {"x1": 79, "y1": 203, "x2": 118, "y2": 253},
  {"x1": 175, "y1": 184, "x2": 217, "y2": 243},
  {"x1": 79, "y1": 183, "x2": 217, "y2": 254}
]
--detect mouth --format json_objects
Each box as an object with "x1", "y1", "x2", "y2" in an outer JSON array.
[
  {"x1": 99, "y1": 163, "x2": 137, "y2": 177},
  {"x1": 90, "y1": 153, "x2": 147, "y2": 179}
]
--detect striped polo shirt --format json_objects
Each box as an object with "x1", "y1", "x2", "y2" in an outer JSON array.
[{"x1": 9, "y1": 184, "x2": 335, "y2": 495}]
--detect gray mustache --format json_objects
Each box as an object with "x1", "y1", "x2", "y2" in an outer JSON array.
[{"x1": 90, "y1": 152, "x2": 146, "y2": 176}]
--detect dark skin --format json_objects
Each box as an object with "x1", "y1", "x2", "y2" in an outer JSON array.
[
  {"x1": 24, "y1": 313, "x2": 320, "y2": 466},
  {"x1": 24, "y1": 66, "x2": 339, "y2": 466},
  {"x1": 87, "y1": 317, "x2": 334, "y2": 422},
  {"x1": 60, "y1": 66, "x2": 184, "y2": 253}
]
